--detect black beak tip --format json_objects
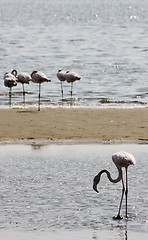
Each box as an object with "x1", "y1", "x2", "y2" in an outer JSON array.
[{"x1": 93, "y1": 184, "x2": 99, "y2": 193}]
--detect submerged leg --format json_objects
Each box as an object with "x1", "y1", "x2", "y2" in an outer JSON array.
[
  {"x1": 38, "y1": 83, "x2": 41, "y2": 111},
  {"x1": 114, "y1": 170, "x2": 125, "y2": 219}
]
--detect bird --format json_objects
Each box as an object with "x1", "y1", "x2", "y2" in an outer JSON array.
[
  {"x1": 4, "y1": 72, "x2": 17, "y2": 106},
  {"x1": 31, "y1": 70, "x2": 51, "y2": 111},
  {"x1": 11, "y1": 69, "x2": 31, "y2": 103},
  {"x1": 93, "y1": 151, "x2": 136, "y2": 219},
  {"x1": 57, "y1": 69, "x2": 66, "y2": 101},
  {"x1": 64, "y1": 71, "x2": 81, "y2": 98}
]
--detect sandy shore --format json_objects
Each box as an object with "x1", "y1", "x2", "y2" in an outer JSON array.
[{"x1": 0, "y1": 107, "x2": 148, "y2": 143}]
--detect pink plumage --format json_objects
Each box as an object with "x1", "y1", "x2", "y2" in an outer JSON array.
[{"x1": 93, "y1": 151, "x2": 136, "y2": 219}]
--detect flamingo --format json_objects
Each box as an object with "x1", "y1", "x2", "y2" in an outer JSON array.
[
  {"x1": 56, "y1": 69, "x2": 66, "y2": 100},
  {"x1": 93, "y1": 151, "x2": 136, "y2": 219},
  {"x1": 64, "y1": 71, "x2": 81, "y2": 98},
  {"x1": 11, "y1": 69, "x2": 31, "y2": 103},
  {"x1": 4, "y1": 72, "x2": 17, "y2": 106},
  {"x1": 31, "y1": 70, "x2": 51, "y2": 111}
]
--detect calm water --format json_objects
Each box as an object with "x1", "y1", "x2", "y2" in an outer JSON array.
[
  {"x1": 0, "y1": 0, "x2": 148, "y2": 108},
  {"x1": 0, "y1": 144, "x2": 147, "y2": 239}
]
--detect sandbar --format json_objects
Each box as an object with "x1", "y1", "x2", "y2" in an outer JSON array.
[{"x1": 0, "y1": 107, "x2": 147, "y2": 143}]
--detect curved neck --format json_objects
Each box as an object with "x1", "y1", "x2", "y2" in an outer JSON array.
[
  {"x1": 98, "y1": 167, "x2": 122, "y2": 184},
  {"x1": 11, "y1": 69, "x2": 17, "y2": 77}
]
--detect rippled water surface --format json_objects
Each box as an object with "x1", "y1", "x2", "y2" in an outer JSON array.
[
  {"x1": 0, "y1": 144, "x2": 147, "y2": 239},
  {"x1": 0, "y1": 0, "x2": 148, "y2": 108}
]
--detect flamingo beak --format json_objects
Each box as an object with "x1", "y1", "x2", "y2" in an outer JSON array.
[{"x1": 93, "y1": 182, "x2": 99, "y2": 193}]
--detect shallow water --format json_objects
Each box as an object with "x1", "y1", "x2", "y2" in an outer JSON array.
[
  {"x1": 0, "y1": 0, "x2": 148, "y2": 108},
  {"x1": 0, "y1": 144, "x2": 147, "y2": 239}
]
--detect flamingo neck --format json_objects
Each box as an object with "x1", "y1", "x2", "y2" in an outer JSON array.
[
  {"x1": 96, "y1": 167, "x2": 122, "y2": 184},
  {"x1": 11, "y1": 69, "x2": 17, "y2": 77}
]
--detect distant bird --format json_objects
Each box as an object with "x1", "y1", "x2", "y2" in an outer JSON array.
[
  {"x1": 57, "y1": 69, "x2": 66, "y2": 100},
  {"x1": 11, "y1": 69, "x2": 31, "y2": 103},
  {"x1": 64, "y1": 71, "x2": 81, "y2": 98},
  {"x1": 31, "y1": 70, "x2": 51, "y2": 111},
  {"x1": 93, "y1": 151, "x2": 136, "y2": 219},
  {"x1": 4, "y1": 72, "x2": 17, "y2": 106}
]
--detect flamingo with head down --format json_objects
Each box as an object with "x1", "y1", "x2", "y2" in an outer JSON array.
[{"x1": 93, "y1": 151, "x2": 136, "y2": 219}]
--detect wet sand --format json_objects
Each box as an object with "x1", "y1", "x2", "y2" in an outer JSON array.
[{"x1": 0, "y1": 107, "x2": 147, "y2": 142}]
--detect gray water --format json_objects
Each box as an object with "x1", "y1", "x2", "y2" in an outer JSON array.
[
  {"x1": 0, "y1": 144, "x2": 147, "y2": 239},
  {"x1": 0, "y1": 0, "x2": 148, "y2": 108}
]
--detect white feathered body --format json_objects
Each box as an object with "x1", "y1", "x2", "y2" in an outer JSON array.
[
  {"x1": 17, "y1": 72, "x2": 32, "y2": 84},
  {"x1": 31, "y1": 70, "x2": 51, "y2": 84},
  {"x1": 64, "y1": 71, "x2": 81, "y2": 83},
  {"x1": 112, "y1": 151, "x2": 136, "y2": 168},
  {"x1": 57, "y1": 69, "x2": 66, "y2": 82},
  {"x1": 4, "y1": 72, "x2": 17, "y2": 88}
]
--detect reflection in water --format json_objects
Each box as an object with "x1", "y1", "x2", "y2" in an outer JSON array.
[
  {"x1": 92, "y1": 232, "x2": 98, "y2": 239},
  {"x1": 117, "y1": 223, "x2": 128, "y2": 240},
  {"x1": 125, "y1": 228, "x2": 127, "y2": 240},
  {"x1": 120, "y1": 224, "x2": 128, "y2": 240},
  {"x1": 31, "y1": 143, "x2": 46, "y2": 150},
  {"x1": 93, "y1": 223, "x2": 127, "y2": 240},
  {"x1": 119, "y1": 224, "x2": 128, "y2": 240}
]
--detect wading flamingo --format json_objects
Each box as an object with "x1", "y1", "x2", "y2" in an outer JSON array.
[
  {"x1": 31, "y1": 70, "x2": 51, "y2": 111},
  {"x1": 4, "y1": 72, "x2": 17, "y2": 106},
  {"x1": 57, "y1": 69, "x2": 66, "y2": 100},
  {"x1": 11, "y1": 69, "x2": 31, "y2": 103},
  {"x1": 93, "y1": 151, "x2": 136, "y2": 219},
  {"x1": 64, "y1": 71, "x2": 81, "y2": 98}
]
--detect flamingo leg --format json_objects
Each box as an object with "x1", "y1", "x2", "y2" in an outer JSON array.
[
  {"x1": 38, "y1": 83, "x2": 41, "y2": 111},
  {"x1": 22, "y1": 83, "x2": 25, "y2": 103},
  {"x1": 61, "y1": 81, "x2": 63, "y2": 100},
  {"x1": 125, "y1": 167, "x2": 128, "y2": 218},
  {"x1": 114, "y1": 169, "x2": 125, "y2": 219},
  {"x1": 9, "y1": 87, "x2": 12, "y2": 107},
  {"x1": 71, "y1": 82, "x2": 73, "y2": 98}
]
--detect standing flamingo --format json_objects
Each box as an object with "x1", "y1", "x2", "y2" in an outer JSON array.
[
  {"x1": 4, "y1": 72, "x2": 17, "y2": 106},
  {"x1": 93, "y1": 151, "x2": 136, "y2": 219},
  {"x1": 31, "y1": 70, "x2": 51, "y2": 111},
  {"x1": 57, "y1": 69, "x2": 66, "y2": 100},
  {"x1": 11, "y1": 69, "x2": 31, "y2": 103},
  {"x1": 64, "y1": 71, "x2": 81, "y2": 98}
]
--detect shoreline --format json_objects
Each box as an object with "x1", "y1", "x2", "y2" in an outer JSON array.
[
  {"x1": 0, "y1": 139, "x2": 148, "y2": 145},
  {"x1": 0, "y1": 107, "x2": 148, "y2": 143}
]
